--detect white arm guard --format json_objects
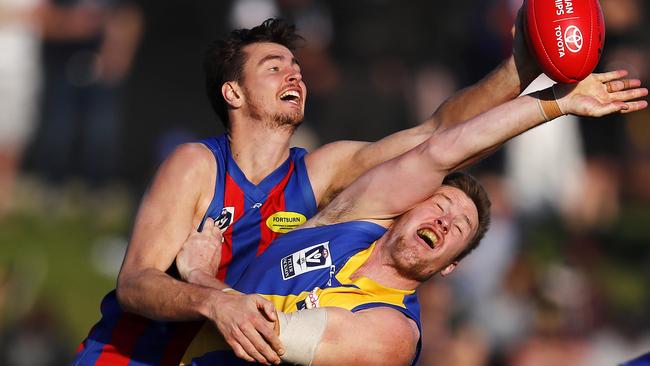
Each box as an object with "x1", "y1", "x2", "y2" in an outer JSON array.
[{"x1": 276, "y1": 308, "x2": 328, "y2": 366}]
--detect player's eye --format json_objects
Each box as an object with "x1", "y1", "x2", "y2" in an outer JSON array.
[
  {"x1": 455, "y1": 225, "x2": 463, "y2": 235},
  {"x1": 269, "y1": 66, "x2": 279, "y2": 71},
  {"x1": 436, "y1": 204, "x2": 444, "y2": 212}
]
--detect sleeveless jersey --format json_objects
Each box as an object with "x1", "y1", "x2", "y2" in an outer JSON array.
[
  {"x1": 73, "y1": 134, "x2": 318, "y2": 366},
  {"x1": 180, "y1": 221, "x2": 423, "y2": 366},
  {"x1": 622, "y1": 352, "x2": 650, "y2": 366}
]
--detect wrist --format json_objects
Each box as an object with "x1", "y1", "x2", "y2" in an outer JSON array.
[
  {"x1": 196, "y1": 287, "x2": 228, "y2": 318},
  {"x1": 552, "y1": 84, "x2": 572, "y2": 115},
  {"x1": 537, "y1": 87, "x2": 565, "y2": 121}
]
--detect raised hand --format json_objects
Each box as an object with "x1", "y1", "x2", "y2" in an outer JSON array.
[
  {"x1": 556, "y1": 70, "x2": 648, "y2": 117},
  {"x1": 177, "y1": 217, "x2": 223, "y2": 286}
]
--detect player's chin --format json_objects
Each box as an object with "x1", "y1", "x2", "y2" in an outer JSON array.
[{"x1": 275, "y1": 112, "x2": 304, "y2": 128}]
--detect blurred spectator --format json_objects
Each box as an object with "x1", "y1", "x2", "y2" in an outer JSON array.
[
  {"x1": 230, "y1": 0, "x2": 277, "y2": 29},
  {"x1": 0, "y1": 0, "x2": 42, "y2": 217},
  {"x1": 27, "y1": 0, "x2": 142, "y2": 193},
  {"x1": 450, "y1": 174, "x2": 521, "y2": 333},
  {"x1": 118, "y1": 1, "x2": 229, "y2": 192},
  {"x1": 505, "y1": 74, "x2": 588, "y2": 222},
  {"x1": 0, "y1": 302, "x2": 72, "y2": 366},
  {"x1": 276, "y1": 0, "x2": 337, "y2": 148}
]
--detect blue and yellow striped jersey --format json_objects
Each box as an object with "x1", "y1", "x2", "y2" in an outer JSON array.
[{"x1": 182, "y1": 221, "x2": 422, "y2": 365}]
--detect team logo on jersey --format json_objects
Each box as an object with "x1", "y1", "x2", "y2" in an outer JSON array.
[
  {"x1": 216, "y1": 207, "x2": 235, "y2": 230},
  {"x1": 281, "y1": 242, "x2": 331, "y2": 280},
  {"x1": 296, "y1": 288, "x2": 321, "y2": 310},
  {"x1": 266, "y1": 211, "x2": 307, "y2": 233}
]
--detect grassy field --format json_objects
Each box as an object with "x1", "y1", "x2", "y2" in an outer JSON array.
[{"x1": 0, "y1": 206, "x2": 130, "y2": 348}]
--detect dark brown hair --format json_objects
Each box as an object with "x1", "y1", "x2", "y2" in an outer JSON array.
[
  {"x1": 442, "y1": 172, "x2": 491, "y2": 262},
  {"x1": 204, "y1": 18, "x2": 304, "y2": 129}
]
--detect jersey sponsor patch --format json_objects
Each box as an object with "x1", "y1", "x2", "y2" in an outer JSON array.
[
  {"x1": 296, "y1": 288, "x2": 320, "y2": 310},
  {"x1": 281, "y1": 242, "x2": 331, "y2": 280},
  {"x1": 216, "y1": 207, "x2": 235, "y2": 230},
  {"x1": 266, "y1": 211, "x2": 307, "y2": 233}
]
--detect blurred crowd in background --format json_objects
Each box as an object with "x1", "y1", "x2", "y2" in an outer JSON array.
[{"x1": 1, "y1": 0, "x2": 649, "y2": 365}]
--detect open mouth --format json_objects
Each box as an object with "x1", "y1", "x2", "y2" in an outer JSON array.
[
  {"x1": 279, "y1": 90, "x2": 301, "y2": 104},
  {"x1": 417, "y1": 229, "x2": 438, "y2": 249}
]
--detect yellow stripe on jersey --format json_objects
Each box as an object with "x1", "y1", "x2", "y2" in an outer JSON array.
[
  {"x1": 261, "y1": 243, "x2": 415, "y2": 314},
  {"x1": 181, "y1": 242, "x2": 415, "y2": 364},
  {"x1": 180, "y1": 322, "x2": 229, "y2": 365}
]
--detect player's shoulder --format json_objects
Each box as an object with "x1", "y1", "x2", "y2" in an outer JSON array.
[
  {"x1": 304, "y1": 140, "x2": 370, "y2": 203},
  {"x1": 167, "y1": 142, "x2": 215, "y2": 169},
  {"x1": 157, "y1": 143, "x2": 217, "y2": 185},
  {"x1": 357, "y1": 306, "x2": 417, "y2": 326}
]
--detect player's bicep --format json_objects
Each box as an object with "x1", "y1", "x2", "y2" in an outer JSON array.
[
  {"x1": 120, "y1": 143, "x2": 215, "y2": 276},
  {"x1": 307, "y1": 127, "x2": 435, "y2": 208},
  {"x1": 305, "y1": 140, "x2": 369, "y2": 208},
  {"x1": 312, "y1": 140, "x2": 447, "y2": 225},
  {"x1": 312, "y1": 307, "x2": 418, "y2": 366}
]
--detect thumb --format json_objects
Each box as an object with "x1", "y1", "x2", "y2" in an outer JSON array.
[
  {"x1": 200, "y1": 217, "x2": 215, "y2": 233},
  {"x1": 211, "y1": 224, "x2": 224, "y2": 241}
]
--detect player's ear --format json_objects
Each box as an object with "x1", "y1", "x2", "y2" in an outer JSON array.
[
  {"x1": 440, "y1": 262, "x2": 458, "y2": 277},
  {"x1": 222, "y1": 82, "x2": 243, "y2": 108}
]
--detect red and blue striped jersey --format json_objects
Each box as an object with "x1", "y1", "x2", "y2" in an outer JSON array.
[
  {"x1": 73, "y1": 134, "x2": 318, "y2": 366},
  {"x1": 180, "y1": 221, "x2": 422, "y2": 366},
  {"x1": 199, "y1": 135, "x2": 318, "y2": 284}
]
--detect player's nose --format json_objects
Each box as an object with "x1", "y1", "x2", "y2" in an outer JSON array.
[
  {"x1": 286, "y1": 67, "x2": 302, "y2": 83},
  {"x1": 435, "y1": 218, "x2": 449, "y2": 234}
]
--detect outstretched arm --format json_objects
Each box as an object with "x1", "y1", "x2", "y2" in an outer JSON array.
[
  {"x1": 307, "y1": 8, "x2": 540, "y2": 207},
  {"x1": 310, "y1": 71, "x2": 647, "y2": 226}
]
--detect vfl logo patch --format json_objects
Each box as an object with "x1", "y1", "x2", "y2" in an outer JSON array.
[
  {"x1": 266, "y1": 211, "x2": 307, "y2": 233},
  {"x1": 281, "y1": 242, "x2": 331, "y2": 280},
  {"x1": 216, "y1": 207, "x2": 235, "y2": 230}
]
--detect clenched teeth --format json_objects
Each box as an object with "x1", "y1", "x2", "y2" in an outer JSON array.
[{"x1": 417, "y1": 229, "x2": 438, "y2": 249}]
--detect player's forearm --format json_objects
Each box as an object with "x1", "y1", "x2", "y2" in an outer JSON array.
[
  {"x1": 429, "y1": 92, "x2": 545, "y2": 171},
  {"x1": 116, "y1": 267, "x2": 219, "y2": 321},
  {"x1": 185, "y1": 269, "x2": 228, "y2": 291},
  {"x1": 430, "y1": 56, "x2": 537, "y2": 132}
]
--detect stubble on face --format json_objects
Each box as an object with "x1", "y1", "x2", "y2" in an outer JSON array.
[
  {"x1": 241, "y1": 85, "x2": 304, "y2": 131},
  {"x1": 391, "y1": 234, "x2": 436, "y2": 283}
]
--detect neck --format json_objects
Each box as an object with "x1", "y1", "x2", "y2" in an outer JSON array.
[
  {"x1": 228, "y1": 117, "x2": 295, "y2": 184},
  {"x1": 352, "y1": 237, "x2": 420, "y2": 291}
]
